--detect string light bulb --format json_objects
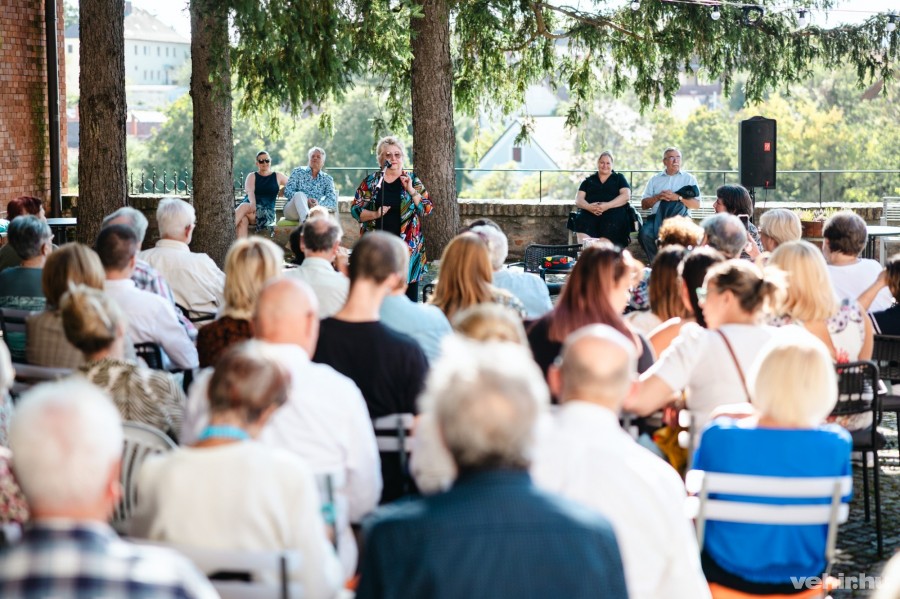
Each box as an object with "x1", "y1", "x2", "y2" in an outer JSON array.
[
  {"x1": 797, "y1": 9, "x2": 808, "y2": 28},
  {"x1": 631, "y1": 0, "x2": 640, "y2": 10},
  {"x1": 710, "y1": 6, "x2": 721, "y2": 21},
  {"x1": 889, "y1": 14, "x2": 897, "y2": 33}
]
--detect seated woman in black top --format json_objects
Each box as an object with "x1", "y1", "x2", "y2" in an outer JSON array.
[{"x1": 572, "y1": 151, "x2": 632, "y2": 248}]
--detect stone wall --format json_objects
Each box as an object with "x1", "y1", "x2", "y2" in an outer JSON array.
[
  {"x1": 0, "y1": 0, "x2": 67, "y2": 216},
  {"x1": 59, "y1": 194, "x2": 893, "y2": 262}
]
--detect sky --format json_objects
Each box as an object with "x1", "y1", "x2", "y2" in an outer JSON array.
[{"x1": 119, "y1": 0, "x2": 899, "y2": 40}]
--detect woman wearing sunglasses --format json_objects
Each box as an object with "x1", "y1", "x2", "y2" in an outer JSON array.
[{"x1": 235, "y1": 150, "x2": 289, "y2": 238}]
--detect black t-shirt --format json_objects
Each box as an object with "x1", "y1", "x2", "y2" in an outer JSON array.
[
  {"x1": 374, "y1": 178, "x2": 403, "y2": 236},
  {"x1": 313, "y1": 318, "x2": 428, "y2": 418},
  {"x1": 872, "y1": 305, "x2": 900, "y2": 336},
  {"x1": 578, "y1": 172, "x2": 630, "y2": 204}
]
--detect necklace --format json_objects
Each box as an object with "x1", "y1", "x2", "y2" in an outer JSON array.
[{"x1": 196, "y1": 425, "x2": 250, "y2": 442}]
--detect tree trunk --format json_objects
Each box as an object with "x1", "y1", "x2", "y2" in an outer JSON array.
[
  {"x1": 77, "y1": 0, "x2": 126, "y2": 244},
  {"x1": 189, "y1": 0, "x2": 233, "y2": 267},
  {"x1": 411, "y1": 0, "x2": 458, "y2": 261}
]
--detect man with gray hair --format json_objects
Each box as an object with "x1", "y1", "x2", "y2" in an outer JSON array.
[
  {"x1": 356, "y1": 339, "x2": 628, "y2": 599},
  {"x1": 532, "y1": 325, "x2": 709, "y2": 599},
  {"x1": 702, "y1": 212, "x2": 750, "y2": 260},
  {"x1": 0, "y1": 381, "x2": 216, "y2": 597},
  {"x1": 139, "y1": 198, "x2": 225, "y2": 316},
  {"x1": 102, "y1": 206, "x2": 195, "y2": 335},
  {"x1": 639, "y1": 147, "x2": 701, "y2": 262},
  {"x1": 471, "y1": 224, "x2": 552, "y2": 319},
  {"x1": 285, "y1": 146, "x2": 338, "y2": 212},
  {"x1": 285, "y1": 216, "x2": 349, "y2": 317}
]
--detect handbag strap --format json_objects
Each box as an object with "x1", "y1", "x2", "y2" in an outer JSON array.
[{"x1": 716, "y1": 329, "x2": 750, "y2": 402}]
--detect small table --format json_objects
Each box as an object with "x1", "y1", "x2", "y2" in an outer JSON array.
[
  {"x1": 864, "y1": 226, "x2": 900, "y2": 264},
  {"x1": 46, "y1": 217, "x2": 77, "y2": 244}
]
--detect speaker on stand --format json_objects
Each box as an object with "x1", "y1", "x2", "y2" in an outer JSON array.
[{"x1": 739, "y1": 117, "x2": 777, "y2": 214}]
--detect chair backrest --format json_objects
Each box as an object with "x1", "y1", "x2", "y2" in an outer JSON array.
[
  {"x1": 831, "y1": 360, "x2": 880, "y2": 417},
  {"x1": 112, "y1": 421, "x2": 176, "y2": 533},
  {"x1": 522, "y1": 244, "x2": 581, "y2": 274},
  {"x1": 134, "y1": 540, "x2": 302, "y2": 599},
  {"x1": 0, "y1": 308, "x2": 38, "y2": 362},
  {"x1": 873, "y1": 335, "x2": 900, "y2": 384},
  {"x1": 134, "y1": 342, "x2": 165, "y2": 370},
  {"x1": 373, "y1": 413, "x2": 415, "y2": 490},
  {"x1": 9, "y1": 363, "x2": 72, "y2": 401},
  {"x1": 685, "y1": 469, "x2": 851, "y2": 579}
]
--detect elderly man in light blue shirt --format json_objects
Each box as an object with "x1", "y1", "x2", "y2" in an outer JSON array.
[
  {"x1": 638, "y1": 147, "x2": 701, "y2": 262},
  {"x1": 285, "y1": 146, "x2": 338, "y2": 211},
  {"x1": 471, "y1": 224, "x2": 553, "y2": 319}
]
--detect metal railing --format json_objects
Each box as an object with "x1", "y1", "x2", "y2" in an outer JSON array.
[{"x1": 127, "y1": 167, "x2": 900, "y2": 204}]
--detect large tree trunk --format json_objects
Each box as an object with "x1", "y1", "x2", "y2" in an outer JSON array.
[
  {"x1": 189, "y1": 0, "x2": 233, "y2": 267},
  {"x1": 77, "y1": 0, "x2": 126, "y2": 244},
  {"x1": 411, "y1": 0, "x2": 458, "y2": 261}
]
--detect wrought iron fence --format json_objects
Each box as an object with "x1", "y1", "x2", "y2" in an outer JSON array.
[{"x1": 127, "y1": 167, "x2": 900, "y2": 205}]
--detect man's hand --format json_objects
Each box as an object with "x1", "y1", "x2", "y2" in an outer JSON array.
[
  {"x1": 307, "y1": 197, "x2": 318, "y2": 208},
  {"x1": 659, "y1": 190, "x2": 679, "y2": 202}
]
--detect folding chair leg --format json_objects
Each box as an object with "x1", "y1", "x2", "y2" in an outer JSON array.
[
  {"x1": 874, "y1": 451, "x2": 883, "y2": 556},
  {"x1": 862, "y1": 458, "x2": 870, "y2": 523}
]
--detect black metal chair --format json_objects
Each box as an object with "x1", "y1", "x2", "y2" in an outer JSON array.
[
  {"x1": 134, "y1": 342, "x2": 165, "y2": 370},
  {"x1": 832, "y1": 360, "x2": 883, "y2": 556},
  {"x1": 0, "y1": 307, "x2": 39, "y2": 363},
  {"x1": 873, "y1": 334, "x2": 900, "y2": 462},
  {"x1": 422, "y1": 283, "x2": 436, "y2": 303},
  {"x1": 509, "y1": 243, "x2": 581, "y2": 296}
]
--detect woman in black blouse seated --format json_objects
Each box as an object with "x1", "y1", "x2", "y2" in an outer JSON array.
[{"x1": 572, "y1": 151, "x2": 632, "y2": 247}]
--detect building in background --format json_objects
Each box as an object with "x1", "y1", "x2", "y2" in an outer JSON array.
[{"x1": 0, "y1": 0, "x2": 68, "y2": 214}]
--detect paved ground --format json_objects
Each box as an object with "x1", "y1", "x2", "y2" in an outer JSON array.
[{"x1": 831, "y1": 413, "x2": 899, "y2": 597}]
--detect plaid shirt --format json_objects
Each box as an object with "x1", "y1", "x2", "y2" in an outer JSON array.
[
  {"x1": 132, "y1": 259, "x2": 197, "y2": 336},
  {"x1": 285, "y1": 166, "x2": 338, "y2": 210},
  {"x1": 0, "y1": 520, "x2": 217, "y2": 598}
]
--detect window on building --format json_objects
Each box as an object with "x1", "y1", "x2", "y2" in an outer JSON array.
[
  {"x1": 67, "y1": 44, "x2": 73, "y2": 53},
  {"x1": 157, "y1": 47, "x2": 161, "y2": 56},
  {"x1": 144, "y1": 46, "x2": 148, "y2": 55},
  {"x1": 165, "y1": 47, "x2": 169, "y2": 57},
  {"x1": 512, "y1": 147, "x2": 522, "y2": 162},
  {"x1": 134, "y1": 45, "x2": 138, "y2": 55}
]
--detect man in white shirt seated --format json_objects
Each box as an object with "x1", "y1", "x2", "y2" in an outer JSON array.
[
  {"x1": 285, "y1": 217, "x2": 349, "y2": 318},
  {"x1": 182, "y1": 278, "x2": 381, "y2": 578},
  {"x1": 0, "y1": 380, "x2": 216, "y2": 598},
  {"x1": 97, "y1": 225, "x2": 199, "y2": 370},
  {"x1": 532, "y1": 324, "x2": 710, "y2": 599},
  {"x1": 471, "y1": 224, "x2": 552, "y2": 319},
  {"x1": 139, "y1": 198, "x2": 225, "y2": 317}
]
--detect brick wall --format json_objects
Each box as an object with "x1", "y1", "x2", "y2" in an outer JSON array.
[{"x1": 0, "y1": 0, "x2": 67, "y2": 217}]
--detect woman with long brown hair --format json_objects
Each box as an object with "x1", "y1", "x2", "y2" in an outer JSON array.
[
  {"x1": 526, "y1": 241, "x2": 652, "y2": 380},
  {"x1": 429, "y1": 232, "x2": 524, "y2": 321}
]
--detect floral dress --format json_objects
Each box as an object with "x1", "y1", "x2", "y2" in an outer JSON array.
[{"x1": 351, "y1": 171, "x2": 433, "y2": 283}]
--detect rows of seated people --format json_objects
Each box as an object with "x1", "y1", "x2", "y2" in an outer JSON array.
[{"x1": 0, "y1": 189, "x2": 899, "y2": 598}]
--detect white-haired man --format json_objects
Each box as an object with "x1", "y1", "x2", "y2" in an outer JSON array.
[
  {"x1": 471, "y1": 224, "x2": 552, "y2": 319},
  {"x1": 182, "y1": 277, "x2": 381, "y2": 578},
  {"x1": 532, "y1": 325, "x2": 710, "y2": 599},
  {"x1": 285, "y1": 147, "x2": 338, "y2": 212},
  {"x1": 139, "y1": 198, "x2": 225, "y2": 316},
  {"x1": 356, "y1": 339, "x2": 628, "y2": 599},
  {"x1": 102, "y1": 206, "x2": 195, "y2": 335},
  {"x1": 0, "y1": 381, "x2": 216, "y2": 597},
  {"x1": 285, "y1": 216, "x2": 349, "y2": 318}
]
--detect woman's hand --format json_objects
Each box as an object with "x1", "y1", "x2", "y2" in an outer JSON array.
[
  {"x1": 592, "y1": 204, "x2": 604, "y2": 216},
  {"x1": 400, "y1": 173, "x2": 414, "y2": 194},
  {"x1": 363, "y1": 206, "x2": 391, "y2": 222}
]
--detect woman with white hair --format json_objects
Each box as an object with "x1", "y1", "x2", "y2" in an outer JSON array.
[
  {"x1": 693, "y1": 336, "x2": 851, "y2": 596},
  {"x1": 284, "y1": 146, "x2": 338, "y2": 213},
  {"x1": 351, "y1": 135, "x2": 433, "y2": 301},
  {"x1": 757, "y1": 208, "x2": 801, "y2": 252}
]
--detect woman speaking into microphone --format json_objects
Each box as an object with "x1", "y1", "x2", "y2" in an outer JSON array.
[{"x1": 351, "y1": 135, "x2": 433, "y2": 301}]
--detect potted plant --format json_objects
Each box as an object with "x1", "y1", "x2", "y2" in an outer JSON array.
[{"x1": 792, "y1": 208, "x2": 839, "y2": 238}]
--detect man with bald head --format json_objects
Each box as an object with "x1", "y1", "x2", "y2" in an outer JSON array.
[
  {"x1": 532, "y1": 325, "x2": 709, "y2": 599},
  {"x1": 183, "y1": 278, "x2": 381, "y2": 578}
]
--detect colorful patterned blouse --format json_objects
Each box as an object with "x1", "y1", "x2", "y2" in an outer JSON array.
[{"x1": 352, "y1": 171, "x2": 433, "y2": 283}]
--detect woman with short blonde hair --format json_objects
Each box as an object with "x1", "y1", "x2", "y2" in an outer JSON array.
[
  {"x1": 197, "y1": 237, "x2": 283, "y2": 367},
  {"x1": 452, "y1": 303, "x2": 528, "y2": 345},
  {"x1": 757, "y1": 209, "x2": 801, "y2": 251}
]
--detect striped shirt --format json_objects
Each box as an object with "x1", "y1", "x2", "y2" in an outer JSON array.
[{"x1": 77, "y1": 358, "x2": 184, "y2": 439}]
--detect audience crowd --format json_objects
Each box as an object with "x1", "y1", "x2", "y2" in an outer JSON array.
[{"x1": 0, "y1": 149, "x2": 894, "y2": 598}]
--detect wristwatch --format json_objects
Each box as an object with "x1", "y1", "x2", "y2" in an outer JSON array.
[{"x1": 677, "y1": 195, "x2": 683, "y2": 202}]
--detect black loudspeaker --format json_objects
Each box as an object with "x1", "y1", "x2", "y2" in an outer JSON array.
[{"x1": 739, "y1": 117, "x2": 776, "y2": 189}]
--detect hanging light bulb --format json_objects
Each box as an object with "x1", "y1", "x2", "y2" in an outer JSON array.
[
  {"x1": 710, "y1": 6, "x2": 721, "y2": 21},
  {"x1": 631, "y1": 0, "x2": 640, "y2": 11},
  {"x1": 888, "y1": 14, "x2": 897, "y2": 33},
  {"x1": 797, "y1": 9, "x2": 808, "y2": 28}
]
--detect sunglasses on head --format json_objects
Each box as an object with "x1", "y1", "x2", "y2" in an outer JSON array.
[{"x1": 258, "y1": 158, "x2": 270, "y2": 164}]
